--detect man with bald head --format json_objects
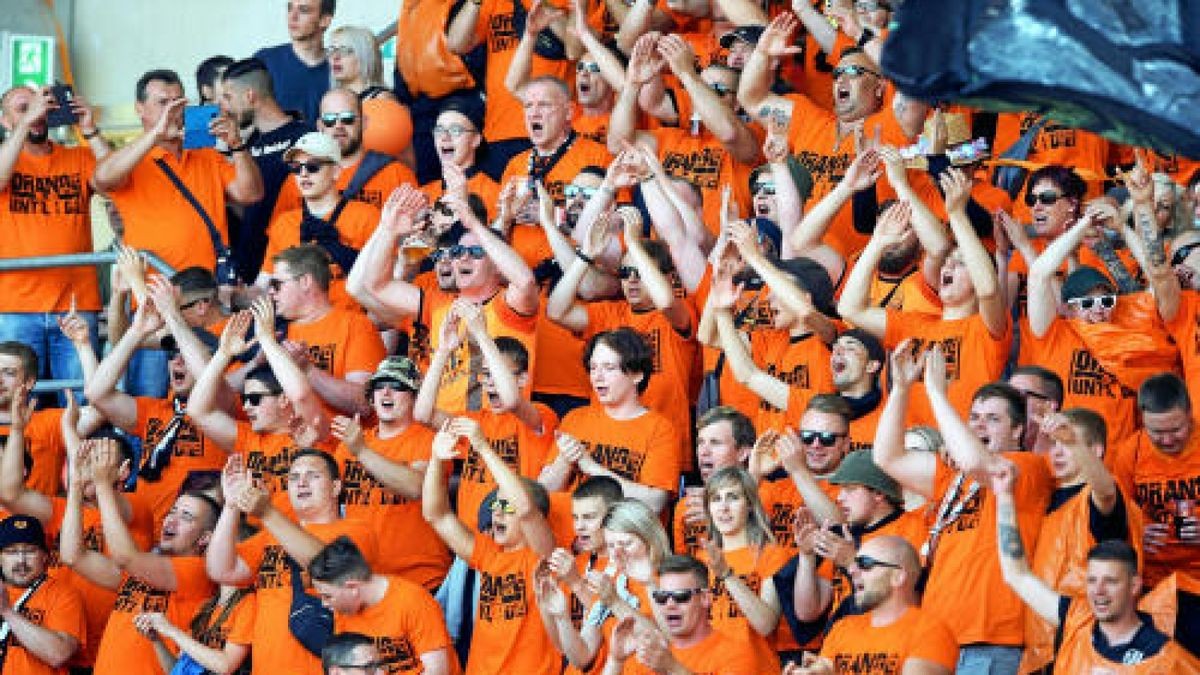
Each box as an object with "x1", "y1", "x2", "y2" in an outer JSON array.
[{"x1": 793, "y1": 536, "x2": 958, "y2": 675}]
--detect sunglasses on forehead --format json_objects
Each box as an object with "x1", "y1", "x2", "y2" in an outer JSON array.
[
  {"x1": 320, "y1": 111, "x2": 357, "y2": 127},
  {"x1": 1067, "y1": 294, "x2": 1116, "y2": 311},
  {"x1": 650, "y1": 587, "x2": 706, "y2": 605}
]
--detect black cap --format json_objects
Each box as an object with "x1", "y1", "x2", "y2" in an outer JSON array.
[
  {"x1": 0, "y1": 514, "x2": 48, "y2": 551},
  {"x1": 719, "y1": 25, "x2": 766, "y2": 49},
  {"x1": 1060, "y1": 266, "x2": 1114, "y2": 303},
  {"x1": 438, "y1": 95, "x2": 485, "y2": 134}
]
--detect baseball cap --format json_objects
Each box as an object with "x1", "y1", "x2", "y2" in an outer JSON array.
[
  {"x1": 1060, "y1": 266, "x2": 1115, "y2": 303},
  {"x1": 719, "y1": 25, "x2": 766, "y2": 49},
  {"x1": 828, "y1": 450, "x2": 902, "y2": 504},
  {"x1": 438, "y1": 95, "x2": 486, "y2": 133},
  {"x1": 366, "y1": 356, "x2": 421, "y2": 393},
  {"x1": 0, "y1": 514, "x2": 48, "y2": 551},
  {"x1": 283, "y1": 131, "x2": 341, "y2": 164}
]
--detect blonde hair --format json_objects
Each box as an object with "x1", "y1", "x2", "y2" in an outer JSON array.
[
  {"x1": 705, "y1": 466, "x2": 774, "y2": 550},
  {"x1": 328, "y1": 26, "x2": 384, "y2": 90},
  {"x1": 603, "y1": 499, "x2": 670, "y2": 568}
]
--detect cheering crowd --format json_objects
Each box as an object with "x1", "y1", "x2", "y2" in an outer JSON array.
[{"x1": 2, "y1": 0, "x2": 1200, "y2": 673}]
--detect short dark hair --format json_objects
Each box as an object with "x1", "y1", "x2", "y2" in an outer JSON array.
[
  {"x1": 484, "y1": 478, "x2": 551, "y2": 517},
  {"x1": 1087, "y1": 539, "x2": 1139, "y2": 575},
  {"x1": 292, "y1": 448, "x2": 341, "y2": 482},
  {"x1": 178, "y1": 490, "x2": 221, "y2": 531},
  {"x1": 221, "y1": 58, "x2": 275, "y2": 98},
  {"x1": 697, "y1": 406, "x2": 756, "y2": 450},
  {"x1": 639, "y1": 239, "x2": 676, "y2": 276},
  {"x1": 1010, "y1": 365, "x2": 1064, "y2": 408},
  {"x1": 274, "y1": 243, "x2": 333, "y2": 291},
  {"x1": 195, "y1": 56, "x2": 234, "y2": 95},
  {"x1": 1027, "y1": 165, "x2": 1087, "y2": 216},
  {"x1": 319, "y1": 0, "x2": 337, "y2": 16},
  {"x1": 583, "y1": 328, "x2": 655, "y2": 394},
  {"x1": 493, "y1": 337, "x2": 530, "y2": 374},
  {"x1": 322, "y1": 632, "x2": 374, "y2": 673},
  {"x1": 973, "y1": 382, "x2": 1028, "y2": 430},
  {"x1": 577, "y1": 165, "x2": 606, "y2": 181},
  {"x1": 657, "y1": 554, "x2": 709, "y2": 588},
  {"x1": 1138, "y1": 372, "x2": 1191, "y2": 415},
  {"x1": 805, "y1": 393, "x2": 852, "y2": 425},
  {"x1": 0, "y1": 342, "x2": 38, "y2": 381},
  {"x1": 1061, "y1": 407, "x2": 1107, "y2": 450},
  {"x1": 171, "y1": 266, "x2": 218, "y2": 295},
  {"x1": 573, "y1": 475, "x2": 623, "y2": 506},
  {"x1": 309, "y1": 536, "x2": 372, "y2": 584},
  {"x1": 244, "y1": 366, "x2": 283, "y2": 395},
  {"x1": 136, "y1": 69, "x2": 183, "y2": 102}
]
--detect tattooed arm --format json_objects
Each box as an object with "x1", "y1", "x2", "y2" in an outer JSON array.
[{"x1": 990, "y1": 459, "x2": 1062, "y2": 626}]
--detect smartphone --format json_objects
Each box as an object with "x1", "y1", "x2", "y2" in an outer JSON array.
[
  {"x1": 183, "y1": 104, "x2": 219, "y2": 149},
  {"x1": 45, "y1": 83, "x2": 78, "y2": 128}
]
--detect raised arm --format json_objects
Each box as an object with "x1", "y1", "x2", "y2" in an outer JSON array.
[
  {"x1": 422, "y1": 423, "x2": 477, "y2": 559},
  {"x1": 464, "y1": 303, "x2": 544, "y2": 430},
  {"x1": 412, "y1": 306, "x2": 463, "y2": 428},
  {"x1": 991, "y1": 459, "x2": 1061, "y2": 625},
  {"x1": 93, "y1": 98, "x2": 184, "y2": 194},
  {"x1": 1042, "y1": 414, "x2": 1118, "y2": 515},
  {"x1": 59, "y1": 442, "x2": 122, "y2": 591},
  {"x1": 941, "y1": 168, "x2": 1006, "y2": 339},
  {"x1": 789, "y1": 148, "x2": 879, "y2": 254},
  {"x1": 570, "y1": 0, "x2": 628, "y2": 90},
  {"x1": 623, "y1": 209, "x2": 692, "y2": 334},
  {"x1": 0, "y1": 88, "x2": 52, "y2": 190},
  {"x1": 607, "y1": 35, "x2": 657, "y2": 154},
  {"x1": 346, "y1": 186, "x2": 427, "y2": 323},
  {"x1": 658, "y1": 35, "x2": 758, "y2": 163},
  {"x1": 233, "y1": 481, "x2": 327, "y2": 566},
  {"x1": 204, "y1": 455, "x2": 256, "y2": 586},
  {"x1": 924, "y1": 344, "x2": 993, "y2": 479},
  {"x1": 504, "y1": 1, "x2": 561, "y2": 95},
  {"x1": 1124, "y1": 151, "x2": 1183, "y2": 322},
  {"x1": 835, "y1": 200, "x2": 913, "y2": 339},
  {"x1": 547, "y1": 215, "x2": 612, "y2": 334},
  {"x1": 738, "y1": 13, "x2": 800, "y2": 120},
  {"x1": 1027, "y1": 215, "x2": 1092, "y2": 338},
  {"x1": 250, "y1": 297, "x2": 327, "y2": 426},
  {"x1": 731, "y1": 220, "x2": 835, "y2": 343},
  {"x1": 211, "y1": 112, "x2": 263, "y2": 205},
  {"x1": 872, "y1": 340, "x2": 936, "y2": 497},
  {"x1": 331, "y1": 415, "x2": 424, "y2": 499},
  {"x1": 448, "y1": 187, "x2": 539, "y2": 316},
  {"x1": 446, "y1": 0, "x2": 486, "y2": 55},
  {"x1": 0, "y1": 385, "x2": 52, "y2": 522},
  {"x1": 136, "y1": 612, "x2": 249, "y2": 675},
  {"x1": 878, "y1": 146, "x2": 952, "y2": 267},
  {"x1": 702, "y1": 539, "x2": 780, "y2": 636},
  {"x1": 714, "y1": 288, "x2": 789, "y2": 411},
  {"x1": 85, "y1": 301, "x2": 162, "y2": 432},
  {"x1": 791, "y1": 513, "x2": 835, "y2": 622},
  {"x1": 186, "y1": 313, "x2": 253, "y2": 451},
  {"x1": 776, "y1": 429, "x2": 841, "y2": 524}
]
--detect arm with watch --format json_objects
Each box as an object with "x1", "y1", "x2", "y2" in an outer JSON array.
[{"x1": 702, "y1": 538, "x2": 782, "y2": 636}]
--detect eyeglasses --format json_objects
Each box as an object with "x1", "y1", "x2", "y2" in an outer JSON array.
[
  {"x1": 449, "y1": 244, "x2": 487, "y2": 260},
  {"x1": 708, "y1": 81, "x2": 733, "y2": 96},
  {"x1": 832, "y1": 64, "x2": 880, "y2": 79},
  {"x1": 1025, "y1": 190, "x2": 1063, "y2": 207},
  {"x1": 751, "y1": 182, "x2": 776, "y2": 196},
  {"x1": 242, "y1": 391, "x2": 279, "y2": 406},
  {"x1": 286, "y1": 160, "x2": 333, "y2": 175},
  {"x1": 1067, "y1": 294, "x2": 1116, "y2": 311},
  {"x1": 488, "y1": 499, "x2": 517, "y2": 515},
  {"x1": 324, "y1": 45, "x2": 355, "y2": 57},
  {"x1": 799, "y1": 430, "x2": 845, "y2": 447},
  {"x1": 564, "y1": 184, "x2": 599, "y2": 200},
  {"x1": 651, "y1": 587, "x2": 705, "y2": 605},
  {"x1": 618, "y1": 266, "x2": 640, "y2": 280},
  {"x1": 432, "y1": 124, "x2": 476, "y2": 137},
  {"x1": 268, "y1": 275, "x2": 301, "y2": 291},
  {"x1": 853, "y1": 554, "x2": 901, "y2": 571},
  {"x1": 1171, "y1": 241, "x2": 1200, "y2": 267},
  {"x1": 320, "y1": 111, "x2": 358, "y2": 127},
  {"x1": 576, "y1": 61, "x2": 602, "y2": 74}
]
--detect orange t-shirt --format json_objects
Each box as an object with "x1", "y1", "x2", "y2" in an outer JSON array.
[
  {"x1": 284, "y1": 305, "x2": 388, "y2": 379},
  {"x1": 818, "y1": 605, "x2": 959, "y2": 673},
  {"x1": 420, "y1": 170, "x2": 500, "y2": 222},
  {"x1": 273, "y1": 155, "x2": 418, "y2": 218},
  {"x1": 336, "y1": 424, "x2": 452, "y2": 591},
  {"x1": 333, "y1": 575, "x2": 455, "y2": 675},
  {"x1": 194, "y1": 592, "x2": 257, "y2": 652},
  {"x1": 554, "y1": 405, "x2": 682, "y2": 495},
  {"x1": 236, "y1": 518, "x2": 380, "y2": 675},
  {"x1": 693, "y1": 271, "x2": 777, "y2": 422},
  {"x1": 921, "y1": 452, "x2": 1053, "y2": 647},
  {"x1": 107, "y1": 145, "x2": 235, "y2": 273},
  {"x1": 755, "y1": 330, "x2": 834, "y2": 432},
  {"x1": 1112, "y1": 428, "x2": 1200, "y2": 587},
  {"x1": 696, "y1": 544, "x2": 793, "y2": 671},
  {"x1": 992, "y1": 113, "x2": 1113, "y2": 222},
  {"x1": 499, "y1": 136, "x2": 612, "y2": 205},
  {"x1": 92, "y1": 557, "x2": 215, "y2": 675},
  {"x1": 846, "y1": 401, "x2": 883, "y2": 452},
  {"x1": 832, "y1": 253, "x2": 943, "y2": 317},
  {"x1": 132, "y1": 396, "x2": 229, "y2": 527},
  {"x1": 531, "y1": 289, "x2": 590, "y2": 399},
  {"x1": 0, "y1": 143, "x2": 101, "y2": 312},
  {"x1": 465, "y1": 534, "x2": 560, "y2": 675},
  {"x1": 457, "y1": 405, "x2": 558, "y2": 533},
  {"x1": 652, "y1": 126, "x2": 753, "y2": 237},
  {"x1": 1164, "y1": 291, "x2": 1200, "y2": 415},
  {"x1": 573, "y1": 109, "x2": 609, "y2": 146},
  {"x1": 881, "y1": 309, "x2": 1011, "y2": 428},
  {"x1": 1053, "y1": 597, "x2": 1199, "y2": 674},
  {"x1": 1, "y1": 408, "x2": 65, "y2": 498},
  {"x1": 2, "y1": 574, "x2": 87, "y2": 675},
  {"x1": 621, "y1": 626, "x2": 759, "y2": 674},
  {"x1": 756, "y1": 477, "x2": 839, "y2": 548}
]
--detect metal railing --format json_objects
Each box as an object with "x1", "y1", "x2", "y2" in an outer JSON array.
[{"x1": 0, "y1": 250, "x2": 175, "y2": 393}]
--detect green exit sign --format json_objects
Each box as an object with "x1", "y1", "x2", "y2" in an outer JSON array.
[{"x1": 8, "y1": 35, "x2": 55, "y2": 88}]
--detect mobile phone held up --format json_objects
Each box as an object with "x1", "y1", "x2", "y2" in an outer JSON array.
[
  {"x1": 184, "y1": 104, "x2": 220, "y2": 149},
  {"x1": 45, "y1": 83, "x2": 78, "y2": 128}
]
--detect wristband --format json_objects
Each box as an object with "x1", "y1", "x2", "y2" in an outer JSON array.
[
  {"x1": 227, "y1": 144, "x2": 248, "y2": 153},
  {"x1": 574, "y1": 247, "x2": 594, "y2": 266},
  {"x1": 81, "y1": 128, "x2": 100, "y2": 139}
]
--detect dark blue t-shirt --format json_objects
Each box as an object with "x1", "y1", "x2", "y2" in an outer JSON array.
[{"x1": 253, "y1": 43, "x2": 329, "y2": 124}]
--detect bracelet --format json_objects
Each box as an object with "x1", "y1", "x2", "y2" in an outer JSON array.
[
  {"x1": 575, "y1": 247, "x2": 594, "y2": 266},
  {"x1": 81, "y1": 128, "x2": 100, "y2": 139},
  {"x1": 227, "y1": 144, "x2": 248, "y2": 154}
]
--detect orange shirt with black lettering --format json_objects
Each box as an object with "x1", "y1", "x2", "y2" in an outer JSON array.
[
  {"x1": 132, "y1": 396, "x2": 228, "y2": 527},
  {"x1": 457, "y1": 404, "x2": 558, "y2": 533},
  {"x1": 500, "y1": 136, "x2": 613, "y2": 205},
  {"x1": 693, "y1": 271, "x2": 777, "y2": 422},
  {"x1": 696, "y1": 544, "x2": 792, "y2": 671},
  {"x1": 2, "y1": 573, "x2": 87, "y2": 675},
  {"x1": 465, "y1": 534, "x2": 560, "y2": 675},
  {"x1": 846, "y1": 402, "x2": 883, "y2": 452},
  {"x1": 107, "y1": 146, "x2": 235, "y2": 273},
  {"x1": 92, "y1": 557, "x2": 215, "y2": 675},
  {"x1": 652, "y1": 127, "x2": 753, "y2": 237},
  {"x1": 672, "y1": 501, "x2": 708, "y2": 556},
  {"x1": 992, "y1": 113, "x2": 1113, "y2": 222},
  {"x1": 236, "y1": 519, "x2": 379, "y2": 675},
  {"x1": 819, "y1": 605, "x2": 959, "y2": 674},
  {"x1": 881, "y1": 310, "x2": 1011, "y2": 428},
  {"x1": 833, "y1": 253, "x2": 942, "y2": 317},
  {"x1": 532, "y1": 289, "x2": 590, "y2": 399},
  {"x1": 922, "y1": 452, "x2": 1053, "y2": 647},
  {"x1": 554, "y1": 405, "x2": 682, "y2": 496},
  {"x1": 621, "y1": 626, "x2": 759, "y2": 674},
  {"x1": 754, "y1": 329, "x2": 834, "y2": 432},
  {"x1": 421, "y1": 170, "x2": 500, "y2": 222},
  {"x1": 333, "y1": 574, "x2": 456, "y2": 675},
  {"x1": 273, "y1": 156, "x2": 418, "y2": 218},
  {"x1": 335, "y1": 424, "x2": 452, "y2": 591},
  {"x1": 261, "y1": 200, "x2": 380, "y2": 311},
  {"x1": 1164, "y1": 291, "x2": 1200, "y2": 415},
  {"x1": 195, "y1": 592, "x2": 256, "y2": 653},
  {"x1": 0, "y1": 143, "x2": 101, "y2": 312},
  {"x1": 1, "y1": 408, "x2": 65, "y2": 498},
  {"x1": 284, "y1": 306, "x2": 387, "y2": 380}
]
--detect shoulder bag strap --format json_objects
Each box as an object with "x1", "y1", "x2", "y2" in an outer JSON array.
[{"x1": 154, "y1": 157, "x2": 228, "y2": 256}]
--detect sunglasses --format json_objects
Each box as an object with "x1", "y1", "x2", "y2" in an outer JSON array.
[
  {"x1": 651, "y1": 587, "x2": 706, "y2": 605},
  {"x1": 286, "y1": 160, "x2": 332, "y2": 175},
  {"x1": 799, "y1": 430, "x2": 845, "y2": 447},
  {"x1": 319, "y1": 111, "x2": 357, "y2": 127},
  {"x1": 708, "y1": 81, "x2": 734, "y2": 96},
  {"x1": 1171, "y1": 242, "x2": 1200, "y2": 267},
  {"x1": 564, "y1": 184, "x2": 599, "y2": 200},
  {"x1": 242, "y1": 391, "x2": 279, "y2": 406},
  {"x1": 854, "y1": 554, "x2": 901, "y2": 571},
  {"x1": 618, "y1": 266, "x2": 640, "y2": 280},
  {"x1": 432, "y1": 123, "x2": 475, "y2": 138},
  {"x1": 267, "y1": 275, "x2": 300, "y2": 291},
  {"x1": 576, "y1": 61, "x2": 602, "y2": 74},
  {"x1": 488, "y1": 499, "x2": 517, "y2": 515},
  {"x1": 371, "y1": 378, "x2": 413, "y2": 393},
  {"x1": 432, "y1": 201, "x2": 455, "y2": 216},
  {"x1": 832, "y1": 64, "x2": 880, "y2": 79},
  {"x1": 1024, "y1": 190, "x2": 1063, "y2": 207},
  {"x1": 449, "y1": 244, "x2": 486, "y2": 260},
  {"x1": 752, "y1": 183, "x2": 776, "y2": 196},
  {"x1": 1067, "y1": 294, "x2": 1116, "y2": 311}
]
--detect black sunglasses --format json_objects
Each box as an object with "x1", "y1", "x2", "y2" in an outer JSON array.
[
  {"x1": 854, "y1": 554, "x2": 902, "y2": 571},
  {"x1": 832, "y1": 64, "x2": 880, "y2": 79},
  {"x1": 370, "y1": 378, "x2": 413, "y2": 393},
  {"x1": 799, "y1": 430, "x2": 845, "y2": 447},
  {"x1": 286, "y1": 160, "x2": 332, "y2": 175},
  {"x1": 1025, "y1": 190, "x2": 1063, "y2": 207},
  {"x1": 242, "y1": 391, "x2": 279, "y2": 406},
  {"x1": 320, "y1": 111, "x2": 357, "y2": 127},
  {"x1": 752, "y1": 183, "x2": 776, "y2": 196},
  {"x1": 449, "y1": 244, "x2": 486, "y2": 260},
  {"x1": 1171, "y1": 241, "x2": 1200, "y2": 267},
  {"x1": 618, "y1": 266, "x2": 640, "y2": 280},
  {"x1": 1067, "y1": 294, "x2": 1116, "y2": 311},
  {"x1": 651, "y1": 587, "x2": 705, "y2": 605}
]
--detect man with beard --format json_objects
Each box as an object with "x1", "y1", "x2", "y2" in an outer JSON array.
[
  {"x1": 0, "y1": 85, "x2": 110, "y2": 385},
  {"x1": 252, "y1": 0, "x2": 334, "y2": 124},
  {"x1": 792, "y1": 536, "x2": 957, "y2": 675},
  {"x1": 0, "y1": 514, "x2": 86, "y2": 674},
  {"x1": 216, "y1": 57, "x2": 312, "y2": 282}
]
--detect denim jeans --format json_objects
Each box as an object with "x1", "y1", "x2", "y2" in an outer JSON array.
[
  {"x1": 123, "y1": 348, "x2": 169, "y2": 398},
  {"x1": 957, "y1": 644, "x2": 1022, "y2": 675},
  {"x1": 0, "y1": 311, "x2": 98, "y2": 402}
]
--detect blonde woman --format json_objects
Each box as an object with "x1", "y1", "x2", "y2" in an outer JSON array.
[{"x1": 327, "y1": 25, "x2": 394, "y2": 100}]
